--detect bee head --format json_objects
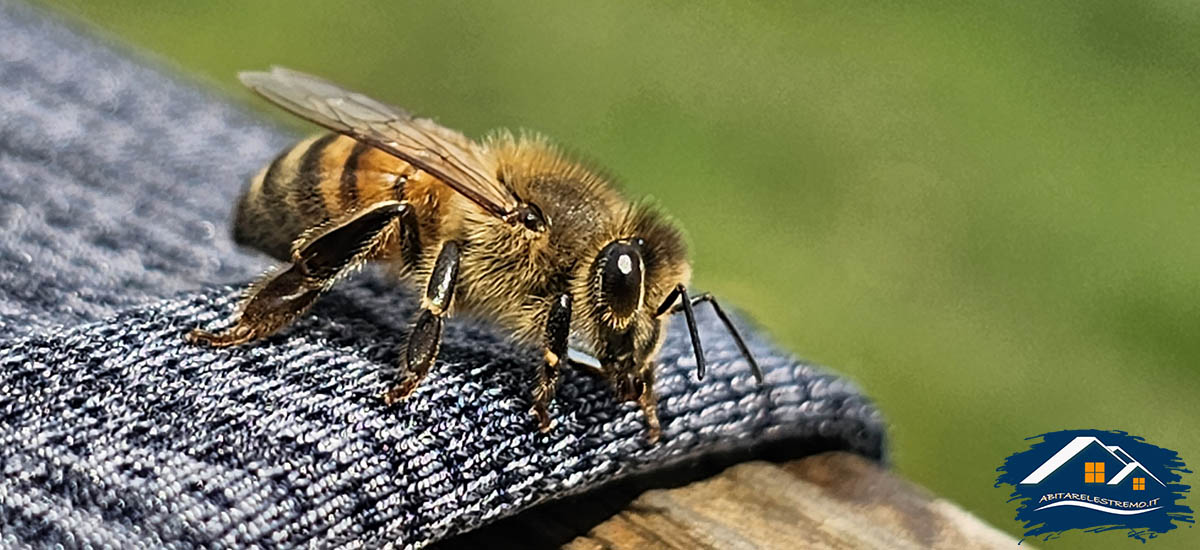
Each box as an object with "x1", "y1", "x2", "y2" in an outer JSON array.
[{"x1": 577, "y1": 203, "x2": 690, "y2": 400}]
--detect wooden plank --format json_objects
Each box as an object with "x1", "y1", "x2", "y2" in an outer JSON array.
[{"x1": 564, "y1": 452, "x2": 1022, "y2": 550}]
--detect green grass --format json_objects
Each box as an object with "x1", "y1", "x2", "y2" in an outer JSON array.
[{"x1": 37, "y1": 1, "x2": 1200, "y2": 546}]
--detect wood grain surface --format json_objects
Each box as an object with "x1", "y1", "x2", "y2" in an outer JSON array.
[
  {"x1": 563, "y1": 452, "x2": 1021, "y2": 550},
  {"x1": 436, "y1": 451, "x2": 1021, "y2": 549}
]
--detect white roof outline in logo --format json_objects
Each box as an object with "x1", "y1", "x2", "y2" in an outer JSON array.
[{"x1": 1019, "y1": 436, "x2": 1165, "y2": 487}]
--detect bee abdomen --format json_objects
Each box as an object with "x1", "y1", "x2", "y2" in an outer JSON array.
[{"x1": 233, "y1": 133, "x2": 409, "y2": 260}]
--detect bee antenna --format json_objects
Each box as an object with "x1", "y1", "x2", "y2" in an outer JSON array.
[
  {"x1": 656, "y1": 284, "x2": 706, "y2": 380},
  {"x1": 704, "y1": 296, "x2": 764, "y2": 385},
  {"x1": 656, "y1": 284, "x2": 764, "y2": 384},
  {"x1": 680, "y1": 286, "x2": 707, "y2": 381}
]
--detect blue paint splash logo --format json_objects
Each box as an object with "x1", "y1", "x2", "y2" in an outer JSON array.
[{"x1": 996, "y1": 430, "x2": 1192, "y2": 543}]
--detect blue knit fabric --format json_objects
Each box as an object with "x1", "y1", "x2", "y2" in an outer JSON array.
[{"x1": 0, "y1": 2, "x2": 886, "y2": 548}]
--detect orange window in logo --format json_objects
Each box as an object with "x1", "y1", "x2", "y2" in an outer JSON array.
[
  {"x1": 1084, "y1": 462, "x2": 1105, "y2": 483},
  {"x1": 1133, "y1": 477, "x2": 1145, "y2": 491}
]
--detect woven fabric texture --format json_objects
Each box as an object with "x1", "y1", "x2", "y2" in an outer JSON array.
[{"x1": 0, "y1": 2, "x2": 886, "y2": 548}]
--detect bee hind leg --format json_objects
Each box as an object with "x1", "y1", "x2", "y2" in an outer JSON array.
[
  {"x1": 187, "y1": 265, "x2": 322, "y2": 347},
  {"x1": 188, "y1": 201, "x2": 410, "y2": 349},
  {"x1": 383, "y1": 241, "x2": 461, "y2": 404},
  {"x1": 532, "y1": 293, "x2": 572, "y2": 432}
]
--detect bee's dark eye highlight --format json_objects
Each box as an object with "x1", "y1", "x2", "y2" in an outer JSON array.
[
  {"x1": 517, "y1": 202, "x2": 547, "y2": 232},
  {"x1": 597, "y1": 240, "x2": 644, "y2": 320}
]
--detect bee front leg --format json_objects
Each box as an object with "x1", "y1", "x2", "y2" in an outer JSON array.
[
  {"x1": 188, "y1": 201, "x2": 408, "y2": 348},
  {"x1": 637, "y1": 363, "x2": 661, "y2": 443},
  {"x1": 532, "y1": 293, "x2": 572, "y2": 432},
  {"x1": 383, "y1": 241, "x2": 461, "y2": 404}
]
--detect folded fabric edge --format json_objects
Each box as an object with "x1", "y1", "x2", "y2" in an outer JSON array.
[{"x1": 1, "y1": 277, "x2": 887, "y2": 549}]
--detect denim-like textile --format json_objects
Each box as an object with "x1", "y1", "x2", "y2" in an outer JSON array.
[{"x1": 0, "y1": 2, "x2": 886, "y2": 548}]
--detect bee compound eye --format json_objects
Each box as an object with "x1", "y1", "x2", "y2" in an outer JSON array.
[{"x1": 597, "y1": 241, "x2": 644, "y2": 319}]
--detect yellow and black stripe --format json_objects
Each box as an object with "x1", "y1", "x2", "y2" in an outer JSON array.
[
  {"x1": 338, "y1": 141, "x2": 369, "y2": 211},
  {"x1": 232, "y1": 133, "x2": 423, "y2": 260}
]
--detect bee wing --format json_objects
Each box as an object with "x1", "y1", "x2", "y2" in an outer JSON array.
[{"x1": 239, "y1": 67, "x2": 519, "y2": 219}]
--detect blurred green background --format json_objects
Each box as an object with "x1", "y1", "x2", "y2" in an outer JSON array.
[{"x1": 37, "y1": 1, "x2": 1199, "y2": 546}]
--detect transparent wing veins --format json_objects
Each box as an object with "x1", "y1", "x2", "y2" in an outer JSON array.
[{"x1": 239, "y1": 66, "x2": 519, "y2": 219}]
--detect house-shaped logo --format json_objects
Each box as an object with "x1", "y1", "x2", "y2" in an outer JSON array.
[
  {"x1": 996, "y1": 430, "x2": 1192, "y2": 543},
  {"x1": 1019, "y1": 435, "x2": 1167, "y2": 513}
]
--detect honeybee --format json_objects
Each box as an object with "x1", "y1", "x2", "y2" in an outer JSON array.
[{"x1": 188, "y1": 67, "x2": 761, "y2": 441}]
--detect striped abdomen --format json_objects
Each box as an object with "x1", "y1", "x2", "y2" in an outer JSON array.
[{"x1": 233, "y1": 133, "x2": 447, "y2": 261}]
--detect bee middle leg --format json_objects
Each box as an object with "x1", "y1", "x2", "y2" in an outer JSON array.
[
  {"x1": 188, "y1": 201, "x2": 411, "y2": 348},
  {"x1": 383, "y1": 241, "x2": 462, "y2": 404},
  {"x1": 531, "y1": 293, "x2": 573, "y2": 432}
]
